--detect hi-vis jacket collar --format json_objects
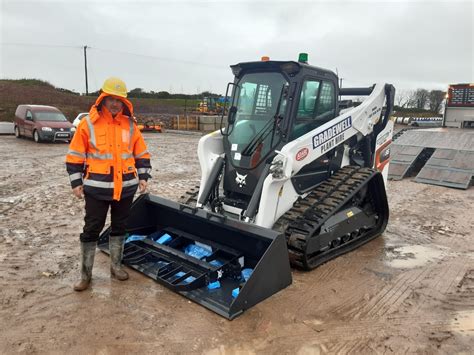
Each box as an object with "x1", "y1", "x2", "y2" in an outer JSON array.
[{"x1": 89, "y1": 93, "x2": 134, "y2": 124}]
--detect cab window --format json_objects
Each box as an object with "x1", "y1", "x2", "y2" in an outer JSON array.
[
  {"x1": 316, "y1": 81, "x2": 336, "y2": 121},
  {"x1": 297, "y1": 80, "x2": 320, "y2": 119},
  {"x1": 292, "y1": 80, "x2": 336, "y2": 139}
]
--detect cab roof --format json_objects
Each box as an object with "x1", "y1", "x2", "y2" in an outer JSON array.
[{"x1": 230, "y1": 60, "x2": 337, "y2": 80}]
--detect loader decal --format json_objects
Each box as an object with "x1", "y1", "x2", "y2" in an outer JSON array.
[
  {"x1": 235, "y1": 172, "x2": 247, "y2": 188},
  {"x1": 312, "y1": 116, "x2": 352, "y2": 150},
  {"x1": 296, "y1": 148, "x2": 309, "y2": 161}
]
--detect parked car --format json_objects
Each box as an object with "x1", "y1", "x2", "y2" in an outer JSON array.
[
  {"x1": 14, "y1": 105, "x2": 75, "y2": 143},
  {"x1": 0, "y1": 122, "x2": 15, "y2": 135},
  {"x1": 73, "y1": 112, "x2": 89, "y2": 127}
]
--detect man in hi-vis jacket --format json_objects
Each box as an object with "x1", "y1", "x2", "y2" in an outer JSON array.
[{"x1": 66, "y1": 77, "x2": 152, "y2": 291}]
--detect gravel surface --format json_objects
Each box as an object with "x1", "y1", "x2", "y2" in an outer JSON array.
[{"x1": 0, "y1": 133, "x2": 472, "y2": 354}]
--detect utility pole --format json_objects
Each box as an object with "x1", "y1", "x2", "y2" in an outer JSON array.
[{"x1": 83, "y1": 45, "x2": 89, "y2": 96}]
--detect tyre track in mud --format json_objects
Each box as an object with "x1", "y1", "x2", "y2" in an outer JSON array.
[
  {"x1": 241, "y1": 315, "x2": 460, "y2": 353},
  {"x1": 283, "y1": 181, "x2": 474, "y2": 353},
  {"x1": 354, "y1": 267, "x2": 432, "y2": 318},
  {"x1": 402, "y1": 259, "x2": 471, "y2": 316}
]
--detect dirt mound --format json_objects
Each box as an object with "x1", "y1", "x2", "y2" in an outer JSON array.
[
  {"x1": 0, "y1": 79, "x2": 193, "y2": 123},
  {"x1": 0, "y1": 79, "x2": 93, "y2": 122}
]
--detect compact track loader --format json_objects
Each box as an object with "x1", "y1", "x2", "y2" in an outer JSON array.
[
  {"x1": 99, "y1": 54, "x2": 395, "y2": 319},
  {"x1": 137, "y1": 120, "x2": 162, "y2": 133}
]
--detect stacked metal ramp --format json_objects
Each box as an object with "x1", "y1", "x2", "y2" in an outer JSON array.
[
  {"x1": 388, "y1": 145, "x2": 426, "y2": 180},
  {"x1": 415, "y1": 149, "x2": 474, "y2": 189},
  {"x1": 388, "y1": 129, "x2": 474, "y2": 189}
]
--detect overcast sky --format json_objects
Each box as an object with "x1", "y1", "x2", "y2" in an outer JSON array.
[{"x1": 0, "y1": 0, "x2": 472, "y2": 94}]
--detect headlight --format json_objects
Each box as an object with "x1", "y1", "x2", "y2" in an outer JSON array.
[
  {"x1": 70, "y1": 127, "x2": 76, "y2": 132},
  {"x1": 41, "y1": 127, "x2": 52, "y2": 131},
  {"x1": 270, "y1": 151, "x2": 289, "y2": 179}
]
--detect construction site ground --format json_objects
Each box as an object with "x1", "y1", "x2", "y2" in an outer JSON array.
[{"x1": 0, "y1": 132, "x2": 472, "y2": 354}]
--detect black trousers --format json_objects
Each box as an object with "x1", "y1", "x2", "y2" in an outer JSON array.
[{"x1": 80, "y1": 194, "x2": 134, "y2": 243}]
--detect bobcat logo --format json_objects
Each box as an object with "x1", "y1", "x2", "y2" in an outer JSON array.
[{"x1": 235, "y1": 171, "x2": 247, "y2": 188}]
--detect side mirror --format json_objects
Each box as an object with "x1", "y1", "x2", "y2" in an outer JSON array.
[
  {"x1": 220, "y1": 82, "x2": 240, "y2": 137},
  {"x1": 228, "y1": 106, "x2": 237, "y2": 125}
]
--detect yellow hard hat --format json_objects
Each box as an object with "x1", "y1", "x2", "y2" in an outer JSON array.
[{"x1": 101, "y1": 77, "x2": 128, "y2": 98}]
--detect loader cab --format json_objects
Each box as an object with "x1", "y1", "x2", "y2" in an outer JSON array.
[{"x1": 221, "y1": 57, "x2": 340, "y2": 208}]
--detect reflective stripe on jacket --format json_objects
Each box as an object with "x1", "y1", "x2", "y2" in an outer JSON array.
[{"x1": 65, "y1": 93, "x2": 152, "y2": 201}]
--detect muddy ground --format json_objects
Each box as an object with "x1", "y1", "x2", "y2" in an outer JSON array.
[{"x1": 0, "y1": 133, "x2": 472, "y2": 354}]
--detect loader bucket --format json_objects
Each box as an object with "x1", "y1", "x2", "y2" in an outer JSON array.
[{"x1": 98, "y1": 194, "x2": 292, "y2": 320}]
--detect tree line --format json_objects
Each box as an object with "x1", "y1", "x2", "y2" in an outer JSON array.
[
  {"x1": 88, "y1": 87, "x2": 222, "y2": 100},
  {"x1": 395, "y1": 89, "x2": 446, "y2": 114}
]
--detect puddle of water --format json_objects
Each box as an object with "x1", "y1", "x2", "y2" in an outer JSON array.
[
  {"x1": 385, "y1": 245, "x2": 444, "y2": 269},
  {"x1": 204, "y1": 345, "x2": 257, "y2": 355},
  {"x1": 297, "y1": 344, "x2": 325, "y2": 355},
  {"x1": 450, "y1": 311, "x2": 474, "y2": 335},
  {"x1": 305, "y1": 319, "x2": 323, "y2": 326}
]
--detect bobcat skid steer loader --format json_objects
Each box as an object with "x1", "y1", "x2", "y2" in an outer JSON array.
[{"x1": 99, "y1": 53, "x2": 395, "y2": 319}]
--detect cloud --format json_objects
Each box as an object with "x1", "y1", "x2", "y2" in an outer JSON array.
[{"x1": 1, "y1": 0, "x2": 472, "y2": 94}]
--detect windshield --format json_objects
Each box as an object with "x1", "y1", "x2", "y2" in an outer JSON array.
[
  {"x1": 34, "y1": 112, "x2": 68, "y2": 122},
  {"x1": 227, "y1": 72, "x2": 288, "y2": 168}
]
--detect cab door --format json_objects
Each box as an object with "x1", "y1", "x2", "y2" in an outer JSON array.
[
  {"x1": 290, "y1": 79, "x2": 339, "y2": 193},
  {"x1": 24, "y1": 110, "x2": 34, "y2": 137}
]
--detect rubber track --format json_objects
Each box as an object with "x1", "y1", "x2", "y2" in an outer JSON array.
[
  {"x1": 274, "y1": 165, "x2": 387, "y2": 270},
  {"x1": 179, "y1": 166, "x2": 387, "y2": 271}
]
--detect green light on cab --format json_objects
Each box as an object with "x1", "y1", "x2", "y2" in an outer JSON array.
[{"x1": 298, "y1": 53, "x2": 308, "y2": 63}]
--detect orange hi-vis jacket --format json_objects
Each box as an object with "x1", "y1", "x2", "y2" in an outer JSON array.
[{"x1": 65, "y1": 93, "x2": 152, "y2": 201}]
